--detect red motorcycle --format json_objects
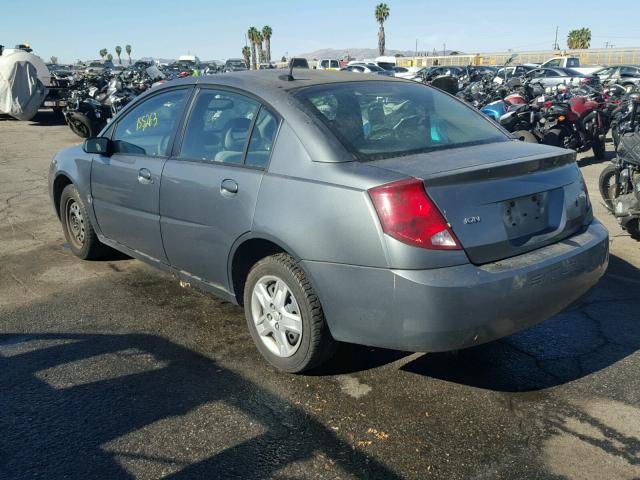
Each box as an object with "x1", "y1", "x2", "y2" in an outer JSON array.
[{"x1": 536, "y1": 93, "x2": 609, "y2": 159}]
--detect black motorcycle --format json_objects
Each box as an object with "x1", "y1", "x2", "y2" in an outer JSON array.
[{"x1": 599, "y1": 132, "x2": 640, "y2": 238}]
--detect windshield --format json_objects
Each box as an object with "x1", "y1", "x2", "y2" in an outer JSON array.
[
  {"x1": 366, "y1": 64, "x2": 385, "y2": 72},
  {"x1": 295, "y1": 81, "x2": 507, "y2": 161}
]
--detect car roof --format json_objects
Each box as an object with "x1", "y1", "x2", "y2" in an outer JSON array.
[{"x1": 187, "y1": 69, "x2": 405, "y2": 92}]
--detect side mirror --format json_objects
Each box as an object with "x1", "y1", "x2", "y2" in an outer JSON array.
[{"x1": 83, "y1": 137, "x2": 112, "y2": 155}]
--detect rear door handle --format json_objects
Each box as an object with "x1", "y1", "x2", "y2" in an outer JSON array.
[
  {"x1": 221, "y1": 179, "x2": 238, "y2": 196},
  {"x1": 138, "y1": 168, "x2": 153, "y2": 184}
]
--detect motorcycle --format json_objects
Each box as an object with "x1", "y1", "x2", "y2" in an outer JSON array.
[{"x1": 599, "y1": 132, "x2": 640, "y2": 238}]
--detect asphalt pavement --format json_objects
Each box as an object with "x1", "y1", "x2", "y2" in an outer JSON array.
[{"x1": 1, "y1": 111, "x2": 639, "y2": 479}]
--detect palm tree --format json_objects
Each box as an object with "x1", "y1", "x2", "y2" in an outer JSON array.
[
  {"x1": 567, "y1": 28, "x2": 591, "y2": 49},
  {"x1": 262, "y1": 25, "x2": 272, "y2": 63},
  {"x1": 115, "y1": 45, "x2": 122, "y2": 65},
  {"x1": 106, "y1": 53, "x2": 113, "y2": 62},
  {"x1": 256, "y1": 31, "x2": 264, "y2": 64},
  {"x1": 125, "y1": 44, "x2": 132, "y2": 65},
  {"x1": 99, "y1": 48, "x2": 108, "y2": 60},
  {"x1": 50, "y1": 56, "x2": 58, "y2": 65},
  {"x1": 242, "y1": 46, "x2": 251, "y2": 69},
  {"x1": 247, "y1": 27, "x2": 260, "y2": 69},
  {"x1": 374, "y1": 3, "x2": 390, "y2": 56}
]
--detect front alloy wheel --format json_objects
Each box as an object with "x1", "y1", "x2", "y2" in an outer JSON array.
[{"x1": 65, "y1": 198, "x2": 85, "y2": 249}]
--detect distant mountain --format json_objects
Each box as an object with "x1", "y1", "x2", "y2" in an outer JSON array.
[{"x1": 295, "y1": 48, "x2": 456, "y2": 60}]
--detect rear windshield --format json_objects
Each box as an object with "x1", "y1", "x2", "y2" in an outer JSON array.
[{"x1": 295, "y1": 81, "x2": 507, "y2": 161}]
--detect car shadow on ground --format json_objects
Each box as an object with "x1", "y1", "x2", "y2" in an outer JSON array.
[
  {"x1": 29, "y1": 110, "x2": 67, "y2": 127},
  {"x1": 0, "y1": 331, "x2": 402, "y2": 479},
  {"x1": 400, "y1": 254, "x2": 640, "y2": 392}
]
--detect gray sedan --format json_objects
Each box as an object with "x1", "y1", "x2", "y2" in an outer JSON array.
[
  {"x1": 49, "y1": 71, "x2": 608, "y2": 372},
  {"x1": 523, "y1": 67, "x2": 599, "y2": 88}
]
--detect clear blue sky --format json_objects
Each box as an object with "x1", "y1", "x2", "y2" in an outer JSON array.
[{"x1": 3, "y1": 0, "x2": 640, "y2": 63}]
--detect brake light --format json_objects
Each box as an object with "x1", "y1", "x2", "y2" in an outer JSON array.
[{"x1": 368, "y1": 178, "x2": 461, "y2": 250}]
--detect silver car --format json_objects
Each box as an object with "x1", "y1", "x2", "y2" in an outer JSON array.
[{"x1": 49, "y1": 71, "x2": 608, "y2": 372}]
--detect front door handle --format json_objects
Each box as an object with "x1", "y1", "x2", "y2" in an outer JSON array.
[
  {"x1": 221, "y1": 179, "x2": 238, "y2": 196},
  {"x1": 138, "y1": 168, "x2": 153, "y2": 184}
]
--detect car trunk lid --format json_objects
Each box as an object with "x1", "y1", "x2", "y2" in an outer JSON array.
[{"x1": 367, "y1": 141, "x2": 590, "y2": 264}]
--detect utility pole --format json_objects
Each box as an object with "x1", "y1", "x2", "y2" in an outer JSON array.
[
  {"x1": 553, "y1": 26, "x2": 559, "y2": 50},
  {"x1": 415, "y1": 39, "x2": 418, "y2": 59},
  {"x1": 442, "y1": 43, "x2": 446, "y2": 56}
]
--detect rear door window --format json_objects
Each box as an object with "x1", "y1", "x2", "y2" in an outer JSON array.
[
  {"x1": 178, "y1": 89, "x2": 258, "y2": 164},
  {"x1": 566, "y1": 58, "x2": 580, "y2": 68},
  {"x1": 330, "y1": 60, "x2": 339, "y2": 69}
]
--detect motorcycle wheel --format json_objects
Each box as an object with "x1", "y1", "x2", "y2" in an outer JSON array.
[
  {"x1": 512, "y1": 130, "x2": 538, "y2": 143},
  {"x1": 543, "y1": 128, "x2": 569, "y2": 148},
  {"x1": 67, "y1": 113, "x2": 92, "y2": 138},
  {"x1": 598, "y1": 164, "x2": 619, "y2": 211},
  {"x1": 592, "y1": 136, "x2": 606, "y2": 160}
]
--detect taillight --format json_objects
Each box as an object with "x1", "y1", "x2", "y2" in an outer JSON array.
[{"x1": 368, "y1": 178, "x2": 461, "y2": 250}]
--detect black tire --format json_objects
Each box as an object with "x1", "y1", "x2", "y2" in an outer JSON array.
[
  {"x1": 598, "y1": 164, "x2": 619, "y2": 211},
  {"x1": 628, "y1": 220, "x2": 640, "y2": 240},
  {"x1": 59, "y1": 184, "x2": 109, "y2": 260},
  {"x1": 592, "y1": 136, "x2": 606, "y2": 160},
  {"x1": 67, "y1": 113, "x2": 92, "y2": 138},
  {"x1": 512, "y1": 130, "x2": 538, "y2": 143},
  {"x1": 243, "y1": 253, "x2": 336, "y2": 373},
  {"x1": 543, "y1": 128, "x2": 569, "y2": 148}
]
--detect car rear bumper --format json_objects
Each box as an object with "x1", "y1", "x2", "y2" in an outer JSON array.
[{"x1": 302, "y1": 220, "x2": 608, "y2": 352}]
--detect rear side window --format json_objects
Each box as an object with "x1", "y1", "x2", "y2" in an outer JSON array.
[
  {"x1": 179, "y1": 90, "x2": 258, "y2": 164},
  {"x1": 330, "y1": 60, "x2": 339, "y2": 68},
  {"x1": 566, "y1": 58, "x2": 580, "y2": 68},
  {"x1": 246, "y1": 109, "x2": 279, "y2": 168},
  {"x1": 113, "y1": 89, "x2": 188, "y2": 156},
  {"x1": 295, "y1": 81, "x2": 507, "y2": 161}
]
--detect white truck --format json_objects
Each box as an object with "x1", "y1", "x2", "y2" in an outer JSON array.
[{"x1": 537, "y1": 56, "x2": 602, "y2": 75}]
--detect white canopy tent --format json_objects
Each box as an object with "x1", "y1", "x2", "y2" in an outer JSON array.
[{"x1": 0, "y1": 49, "x2": 49, "y2": 120}]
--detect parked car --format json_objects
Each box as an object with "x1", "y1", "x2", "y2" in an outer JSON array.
[
  {"x1": 224, "y1": 58, "x2": 248, "y2": 72},
  {"x1": 49, "y1": 71, "x2": 608, "y2": 373},
  {"x1": 316, "y1": 59, "x2": 340, "y2": 70},
  {"x1": 409, "y1": 66, "x2": 465, "y2": 82},
  {"x1": 522, "y1": 67, "x2": 599, "y2": 88},
  {"x1": 493, "y1": 64, "x2": 536, "y2": 83},
  {"x1": 539, "y1": 56, "x2": 602, "y2": 75},
  {"x1": 593, "y1": 65, "x2": 640, "y2": 91},
  {"x1": 341, "y1": 63, "x2": 394, "y2": 76},
  {"x1": 289, "y1": 57, "x2": 310, "y2": 69}
]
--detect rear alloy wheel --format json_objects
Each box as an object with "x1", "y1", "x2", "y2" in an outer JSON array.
[
  {"x1": 60, "y1": 184, "x2": 109, "y2": 260},
  {"x1": 244, "y1": 253, "x2": 336, "y2": 373},
  {"x1": 512, "y1": 130, "x2": 538, "y2": 143}
]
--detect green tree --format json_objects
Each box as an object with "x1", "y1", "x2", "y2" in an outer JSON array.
[
  {"x1": 99, "y1": 48, "x2": 108, "y2": 59},
  {"x1": 50, "y1": 56, "x2": 58, "y2": 64},
  {"x1": 256, "y1": 31, "x2": 264, "y2": 64},
  {"x1": 281, "y1": 55, "x2": 286, "y2": 63},
  {"x1": 375, "y1": 3, "x2": 390, "y2": 56},
  {"x1": 567, "y1": 28, "x2": 591, "y2": 49},
  {"x1": 115, "y1": 45, "x2": 122, "y2": 65},
  {"x1": 106, "y1": 53, "x2": 113, "y2": 62},
  {"x1": 242, "y1": 45, "x2": 251, "y2": 68},
  {"x1": 125, "y1": 44, "x2": 132, "y2": 65},
  {"x1": 262, "y1": 25, "x2": 272, "y2": 63},
  {"x1": 248, "y1": 27, "x2": 260, "y2": 69}
]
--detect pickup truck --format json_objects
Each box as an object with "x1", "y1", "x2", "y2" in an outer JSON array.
[{"x1": 535, "y1": 56, "x2": 602, "y2": 75}]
